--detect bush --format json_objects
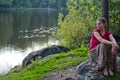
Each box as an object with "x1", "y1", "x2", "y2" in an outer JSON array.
[
  {"x1": 56, "y1": 0, "x2": 101, "y2": 49},
  {"x1": 56, "y1": 0, "x2": 120, "y2": 49}
]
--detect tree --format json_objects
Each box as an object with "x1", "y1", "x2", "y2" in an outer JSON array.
[
  {"x1": 0, "y1": 0, "x2": 12, "y2": 7},
  {"x1": 101, "y1": 0, "x2": 109, "y2": 30}
]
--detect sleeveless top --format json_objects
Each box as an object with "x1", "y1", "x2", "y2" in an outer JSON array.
[{"x1": 89, "y1": 28, "x2": 111, "y2": 50}]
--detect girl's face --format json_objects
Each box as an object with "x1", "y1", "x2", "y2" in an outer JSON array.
[{"x1": 96, "y1": 20, "x2": 105, "y2": 30}]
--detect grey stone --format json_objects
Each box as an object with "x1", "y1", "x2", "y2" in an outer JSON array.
[
  {"x1": 76, "y1": 56, "x2": 120, "y2": 80},
  {"x1": 22, "y1": 45, "x2": 69, "y2": 67}
]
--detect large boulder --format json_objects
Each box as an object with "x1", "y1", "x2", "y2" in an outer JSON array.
[
  {"x1": 76, "y1": 57, "x2": 120, "y2": 80},
  {"x1": 22, "y1": 45, "x2": 69, "y2": 67}
]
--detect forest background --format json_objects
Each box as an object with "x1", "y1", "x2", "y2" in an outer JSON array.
[{"x1": 0, "y1": 0, "x2": 120, "y2": 48}]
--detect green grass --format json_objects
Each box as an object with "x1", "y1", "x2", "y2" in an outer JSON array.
[
  {"x1": 0, "y1": 44, "x2": 119, "y2": 80},
  {"x1": 0, "y1": 45, "x2": 89, "y2": 80},
  {"x1": 107, "y1": 72, "x2": 120, "y2": 80}
]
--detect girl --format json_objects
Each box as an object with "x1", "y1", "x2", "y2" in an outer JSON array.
[{"x1": 88, "y1": 17, "x2": 119, "y2": 77}]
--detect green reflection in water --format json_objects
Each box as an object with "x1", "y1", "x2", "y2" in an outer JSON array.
[{"x1": 0, "y1": 8, "x2": 59, "y2": 50}]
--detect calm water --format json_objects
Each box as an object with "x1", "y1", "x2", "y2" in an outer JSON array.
[{"x1": 0, "y1": 8, "x2": 59, "y2": 74}]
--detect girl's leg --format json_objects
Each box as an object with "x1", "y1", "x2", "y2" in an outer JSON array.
[
  {"x1": 88, "y1": 43, "x2": 108, "y2": 74},
  {"x1": 107, "y1": 45, "x2": 117, "y2": 74}
]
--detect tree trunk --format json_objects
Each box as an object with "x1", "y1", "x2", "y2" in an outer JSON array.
[{"x1": 101, "y1": 0, "x2": 109, "y2": 30}]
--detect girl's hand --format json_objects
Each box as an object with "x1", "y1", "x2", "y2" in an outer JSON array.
[
  {"x1": 112, "y1": 43, "x2": 119, "y2": 49},
  {"x1": 111, "y1": 47, "x2": 117, "y2": 54},
  {"x1": 111, "y1": 43, "x2": 119, "y2": 54}
]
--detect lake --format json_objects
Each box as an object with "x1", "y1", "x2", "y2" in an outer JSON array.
[{"x1": 0, "y1": 8, "x2": 59, "y2": 74}]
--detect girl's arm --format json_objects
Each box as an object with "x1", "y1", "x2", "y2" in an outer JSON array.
[
  {"x1": 109, "y1": 34, "x2": 119, "y2": 49},
  {"x1": 94, "y1": 32, "x2": 112, "y2": 45}
]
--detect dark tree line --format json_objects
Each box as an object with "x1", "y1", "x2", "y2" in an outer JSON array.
[{"x1": 0, "y1": 0, "x2": 68, "y2": 9}]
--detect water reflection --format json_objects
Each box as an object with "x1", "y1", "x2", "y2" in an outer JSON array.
[
  {"x1": 0, "y1": 40, "x2": 59, "y2": 74},
  {"x1": 0, "y1": 8, "x2": 58, "y2": 49},
  {"x1": 0, "y1": 8, "x2": 59, "y2": 74}
]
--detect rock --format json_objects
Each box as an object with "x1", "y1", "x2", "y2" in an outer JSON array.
[
  {"x1": 38, "y1": 67, "x2": 78, "y2": 80},
  {"x1": 117, "y1": 56, "x2": 120, "y2": 72},
  {"x1": 113, "y1": 35, "x2": 120, "y2": 56},
  {"x1": 76, "y1": 56, "x2": 120, "y2": 80},
  {"x1": 76, "y1": 60, "x2": 92, "y2": 80},
  {"x1": 85, "y1": 72, "x2": 106, "y2": 80},
  {"x1": 22, "y1": 45, "x2": 69, "y2": 67},
  {"x1": 65, "y1": 78, "x2": 75, "y2": 80}
]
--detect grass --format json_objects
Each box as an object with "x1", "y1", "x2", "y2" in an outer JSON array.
[
  {"x1": 107, "y1": 72, "x2": 120, "y2": 80},
  {"x1": 0, "y1": 45, "x2": 89, "y2": 80},
  {"x1": 0, "y1": 44, "x2": 119, "y2": 80}
]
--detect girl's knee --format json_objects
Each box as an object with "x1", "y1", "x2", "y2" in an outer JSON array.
[{"x1": 100, "y1": 43, "x2": 111, "y2": 49}]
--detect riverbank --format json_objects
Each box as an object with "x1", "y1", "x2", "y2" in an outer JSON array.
[
  {"x1": 0, "y1": 45, "x2": 88, "y2": 80},
  {"x1": 0, "y1": 45, "x2": 120, "y2": 80}
]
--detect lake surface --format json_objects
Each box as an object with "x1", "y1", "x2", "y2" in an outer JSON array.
[{"x1": 0, "y1": 8, "x2": 59, "y2": 74}]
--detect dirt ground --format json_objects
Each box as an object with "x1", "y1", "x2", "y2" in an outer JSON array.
[{"x1": 38, "y1": 67, "x2": 78, "y2": 80}]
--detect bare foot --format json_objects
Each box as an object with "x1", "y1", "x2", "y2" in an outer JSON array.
[
  {"x1": 103, "y1": 68, "x2": 108, "y2": 77},
  {"x1": 108, "y1": 69, "x2": 113, "y2": 76}
]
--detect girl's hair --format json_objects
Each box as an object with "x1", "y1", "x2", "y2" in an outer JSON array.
[{"x1": 97, "y1": 17, "x2": 107, "y2": 28}]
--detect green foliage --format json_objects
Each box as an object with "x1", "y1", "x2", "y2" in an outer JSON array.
[
  {"x1": 0, "y1": 44, "x2": 88, "y2": 80},
  {"x1": 57, "y1": 0, "x2": 101, "y2": 49},
  {"x1": 107, "y1": 72, "x2": 120, "y2": 80},
  {"x1": 109, "y1": 0, "x2": 120, "y2": 35},
  {"x1": 0, "y1": 0, "x2": 68, "y2": 9},
  {"x1": 70, "y1": 43, "x2": 88, "y2": 57},
  {"x1": 0, "y1": 0, "x2": 12, "y2": 7},
  {"x1": 57, "y1": 0, "x2": 120, "y2": 49}
]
